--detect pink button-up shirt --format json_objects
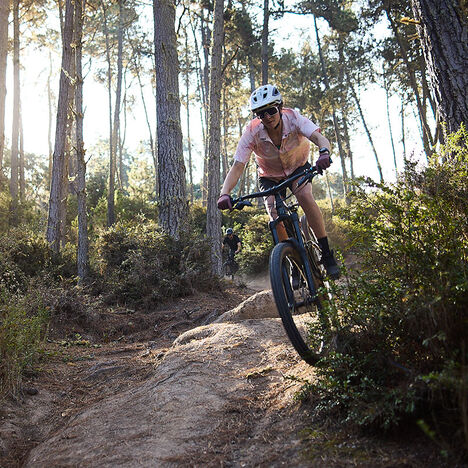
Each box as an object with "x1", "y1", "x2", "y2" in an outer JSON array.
[{"x1": 234, "y1": 108, "x2": 320, "y2": 179}]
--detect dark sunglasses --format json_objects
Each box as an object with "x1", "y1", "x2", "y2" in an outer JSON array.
[{"x1": 255, "y1": 106, "x2": 279, "y2": 119}]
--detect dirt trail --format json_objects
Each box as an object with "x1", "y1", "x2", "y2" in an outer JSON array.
[{"x1": 1, "y1": 286, "x2": 444, "y2": 467}]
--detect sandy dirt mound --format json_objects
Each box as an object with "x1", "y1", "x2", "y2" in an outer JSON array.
[
  {"x1": 25, "y1": 294, "x2": 313, "y2": 467},
  {"x1": 214, "y1": 289, "x2": 276, "y2": 323}
]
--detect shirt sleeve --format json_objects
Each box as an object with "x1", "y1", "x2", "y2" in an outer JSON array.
[
  {"x1": 292, "y1": 109, "x2": 320, "y2": 139},
  {"x1": 234, "y1": 123, "x2": 255, "y2": 164}
]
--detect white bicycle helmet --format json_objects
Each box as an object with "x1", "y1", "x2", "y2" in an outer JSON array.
[{"x1": 249, "y1": 84, "x2": 282, "y2": 112}]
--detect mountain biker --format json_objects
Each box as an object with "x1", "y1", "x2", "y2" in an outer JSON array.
[
  {"x1": 222, "y1": 228, "x2": 242, "y2": 256},
  {"x1": 217, "y1": 84, "x2": 340, "y2": 279}
]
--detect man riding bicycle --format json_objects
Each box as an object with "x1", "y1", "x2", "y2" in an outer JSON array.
[
  {"x1": 217, "y1": 84, "x2": 340, "y2": 279},
  {"x1": 223, "y1": 228, "x2": 241, "y2": 256},
  {"x1": 222, "y1": 228, "x2": 241, "y2": 276}
]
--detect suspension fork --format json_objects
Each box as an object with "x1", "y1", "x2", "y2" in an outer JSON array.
[
  {"x1": 268, "y1": 195, "x2": 317, "y2": 298},
  {"x1": 288, "y1": 212, "x2": 317, "y2": 298}
]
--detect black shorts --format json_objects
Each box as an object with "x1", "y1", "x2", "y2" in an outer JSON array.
[{"x1": 259, "y1": 162, "x2": 311, "y2": 197}]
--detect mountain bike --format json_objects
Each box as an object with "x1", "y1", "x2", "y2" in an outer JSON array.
[
  {"x1": 223, "y1": 249, "x2": 239, "y2": 280},
  {"x1": 231, "y1": 164, "x2": 336, "y2": 364}
]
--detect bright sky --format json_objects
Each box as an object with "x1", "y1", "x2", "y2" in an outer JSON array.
[{"x1": 4, "y1": 3, "x2": 427, "y2": 188}]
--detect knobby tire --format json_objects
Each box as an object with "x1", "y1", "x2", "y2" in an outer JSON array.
[{"x1": 270, "y1": 241, "x2": 329, "y2": 365}]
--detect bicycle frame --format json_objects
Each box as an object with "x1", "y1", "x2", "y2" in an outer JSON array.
[{"x1": 232, "y1": 165, "x2": 322, "y2": 302}]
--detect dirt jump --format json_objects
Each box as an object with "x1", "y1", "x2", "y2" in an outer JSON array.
[{"x1": 1, "y1": 287, "x2": 443, "y2": 467}]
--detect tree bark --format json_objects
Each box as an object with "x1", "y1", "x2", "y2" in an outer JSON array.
[
  {"x1": 200, "y1": 10, "x2": 211, "y2": 205},
  {"x1": 47, "y1": 51, "x2": 54, "y2": 185},
  {"x1": 74, "y1": 0, "x2": 88, "y2": 281},
  {"x1": 19, "y1": 103, "x2": 24, "y2": 200},
  {"x1": 401, "y1": 95, "x2": 406, "y2": 160},
  {"x1": 410, "y1": 0, "x2": 468, "y2": 136},
  {"x1": 183, "y1": 27, "x2": 193, "y2": 203},
  {"x1": 383, "y1": 69, "x2": 398, "y2": 176},
  {"x1": 0, "y1": 0, "x2": 9, "y2": 178},
  {"x1": 47, "y1": 0, "x2": 74, "y2": 252},
  {"x1": 102, "y1": 1, "x2": 115, "y2": 227},
  {"x1": 112, "y1": 0, "x2": 124, "y2": 194},
  {"x1": 261, "y1": 0, "x2": 269, "y2": 84},
  {"x1": 10, "y1": 0, "x2": 20, "y2": 223},
  {"x1": 206, "y1": 0, "x2": 224, "y2": 275},
  {"x1": 153, "y1": 0, "x2": 188, "y2": 239},
  {"x1": 342, "y1": 115, "x2": 355, "y2": 180}
]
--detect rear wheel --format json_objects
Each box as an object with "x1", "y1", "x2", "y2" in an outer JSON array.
[
  {"x1": 223, "y1": 257, "x2": 238, "y2": 280},
  {"x1": 269, "y1": 241, "x2": 330, "y2": 364}
]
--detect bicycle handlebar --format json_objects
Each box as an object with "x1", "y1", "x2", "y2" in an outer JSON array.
[{"x1": 230, "y1": 160, "x2": 329, "y2": 210}]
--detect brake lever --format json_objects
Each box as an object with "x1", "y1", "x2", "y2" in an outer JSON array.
[{"x1": 232, "y1": 200, "x2": 253, "y2": 211}]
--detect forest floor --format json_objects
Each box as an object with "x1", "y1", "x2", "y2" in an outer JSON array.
[{"x1": 0, "y1": 278, "x2": 451, "y2": 467}]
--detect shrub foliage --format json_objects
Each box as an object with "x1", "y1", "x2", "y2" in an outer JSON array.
[
  {"x1": 312, "y1": 127, "x2": 468, "y2": 456},
  {"x1": 96, "y1": 220, "x2": 218, "y2": 308}
]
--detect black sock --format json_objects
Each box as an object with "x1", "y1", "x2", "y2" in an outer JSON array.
[{"x1": 317, "y1": 236, "x2": 331, "y2": 256}]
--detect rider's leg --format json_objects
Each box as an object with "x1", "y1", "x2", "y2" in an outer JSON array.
[
  {"x1": 294, "y1": 182, "x2": 340, "y2": 279},
  {"x1": 293, "y1": 182, "x2": 326, "y2": 237}
]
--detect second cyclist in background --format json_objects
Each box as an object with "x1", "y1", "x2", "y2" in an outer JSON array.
[
  {"x1": 223, "y1": 228, "x2": 242, "y2": 257},
  {"x1": 222, "y1": 228, "x2": 242, "y2": 276},
  {"x1": 217, "y1": 84, "x2": 340, "y2": 279}
]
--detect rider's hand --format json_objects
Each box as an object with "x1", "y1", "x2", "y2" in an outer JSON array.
[
  {"x1": 217, "y1": 194, "x2": 232, "y2": 210},
  {"x1": 316, "y1": 152, "x2": 331, "y2": 170}
]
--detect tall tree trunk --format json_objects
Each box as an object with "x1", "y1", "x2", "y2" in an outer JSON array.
[
  {"x1": 113, "y1": 0, "x2": 124, "y2": 194},
  {"x1": 248, "y1": 55, "x2": 255, "y2": 92},
  {"x1": 200, "y1": 11, "x2": 211, "y2": 206},
  {"x1": 401, "y1": 96, "x2": 406, "y2": 160},
  {"x1": 221, "y1": 86, "x2": 228, "y2": 180},
  {"x1": 47, "y1": 0, "x2": 74, "y2": 252},
  {"x1": 325, "y1": 171, "x2": 334, "y2": 215},
  {"x1": 313, "y1": 16, "x2": 349, "y2": 196},
  {"x1": 47, "y1": 51, "x2": 54, "y2": 184},
  {"x1": 9, "y1": 0, "x2": 20, "y2": 224},
  {"x1": 189, "y1": 14, "x2": 207, "y2": 167},
  {"x1": 0, "y1": 0, "x2": 9, "y2": 178},
  {"x1": 102, "y1": 1, "x2": 115, "y2": 227},
  {"x1": 206, "y1": 0, "x2": 224, "y2": 275},
  {"x1": 383, "y1": 70, "x2": 398, "y2": 176},
  {"x1": 349, "y1": 80, "x2": 384, "y2": 183},
  {"x1": 60, "y1": 46, "x2": 76, "y2": 248},
  {"x1": 19, "y1": 104, "x2": 24, "y2": 200},
  {"x1": 261, "y1": 0, "x2": 269, "y2": 84},
  {"x1": 74, "y1": 0, "x2": 88, "y2": 281},
  {"x1": 135, "y1": 57, "x2": 157, "y2": 198},
  {"x1": 342, "y1": 115, "x2": 355, "y2": 180},
  {"x1": 385, "y1": 9, "x2": 433, "y2": 155},
  {"x1": 153, "y1": 0, "x2": 187, "y2": 239},
  {"x1": 184, "y1": 31, "x2": 194, "y2": 203},
  {"x1": 410, "y1": 0, "x2": 468, "y2": 136}
]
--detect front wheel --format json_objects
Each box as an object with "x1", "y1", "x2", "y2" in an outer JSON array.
[{"x1": 269, "y1": 242, "x2": 330, "y2": 364}]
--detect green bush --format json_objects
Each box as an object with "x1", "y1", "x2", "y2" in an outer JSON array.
[
  {"x1": 236, "y1": 213, "x2": 274, "y2": 275},
  {"x1": 0, "y1": 229, "x2": 76, "y2": 289},
  {"x1": 96, "y1": 221, "x2": 218, "y2": 308},
  {"x1": 309, "y1": 126, "x2": 468, "y2": 456},
  {"x1": 0, "y1": 290, "x2": 49, "y2": 399},
  {"x1": 316, "y1": 198, "x2": 350, "y2": 254}
]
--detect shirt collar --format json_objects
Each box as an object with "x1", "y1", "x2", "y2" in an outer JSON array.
[{"x1": 258, "y1": 113, "x2": 290, "y2": 141}]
